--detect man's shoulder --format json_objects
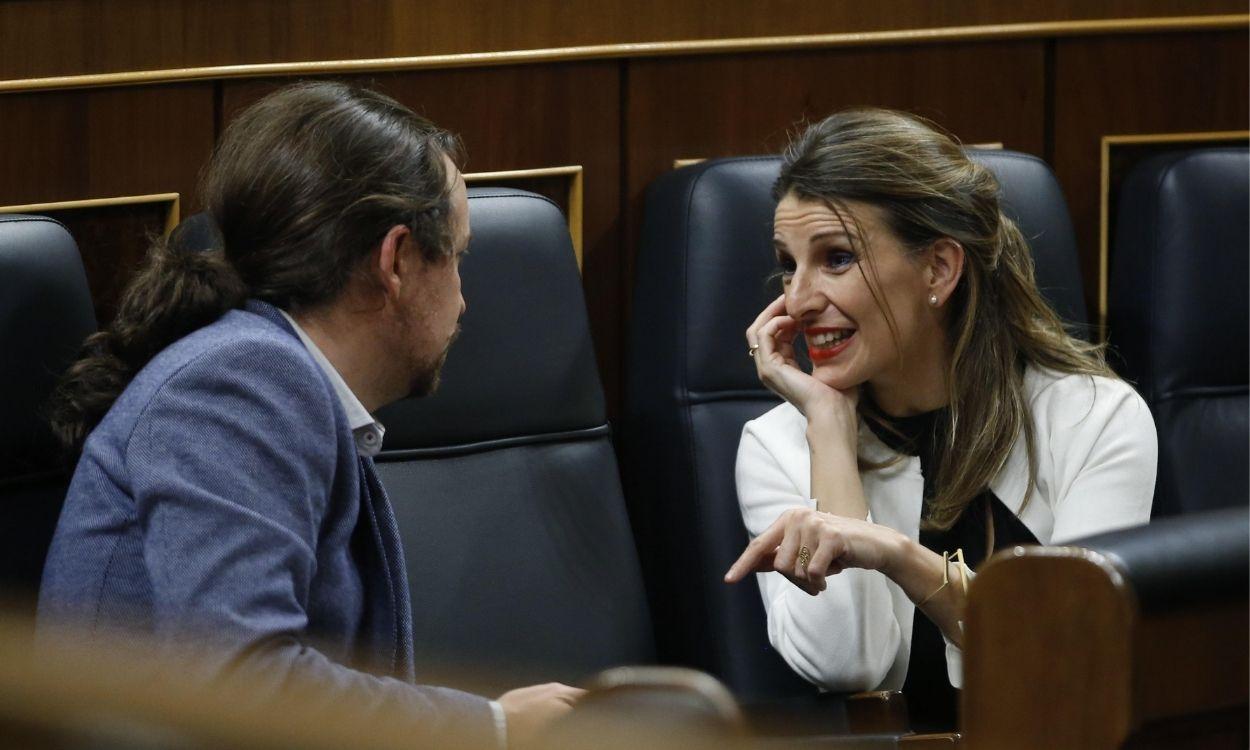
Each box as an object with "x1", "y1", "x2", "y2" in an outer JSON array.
[
  {"x1": 101, "y1": 309, "x2": 332, "y2": 436},
  {"x1": 139, "y1": 308, "x2": 322, "y2": 393},
  {"x1": 159, "y1": 308, "x2": 305, "y2": 370}
]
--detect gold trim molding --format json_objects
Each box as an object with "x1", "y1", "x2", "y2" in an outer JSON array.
[
  {"x1": 0, "y1": 15, "x2": 1244, "y2": 94},
  {"x1": 1098, "y1": 130, "x2": 1249, "y2": 335},
  {"x1": 0, "y1": 193, "x2": 182, "y2": 235},
  {"x1": 465, "y1": 165, "x2": 584, "y2": 270}
]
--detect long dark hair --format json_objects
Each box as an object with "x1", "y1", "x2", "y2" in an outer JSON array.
[
  {"x1": 49, "y1": 81, "x2": 464, "y2": 452},
  {"x1": 775, "y1": 108, "x2": 1111, "y2": 530}
]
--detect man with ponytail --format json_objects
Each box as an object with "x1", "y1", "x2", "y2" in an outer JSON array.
[{"x1": 39, "y1": 82, "x2": 580, "y2": 747}]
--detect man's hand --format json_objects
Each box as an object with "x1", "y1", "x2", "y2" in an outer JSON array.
[{"x1": 498, "y1": 682, "x2": 585, "y2": 748}]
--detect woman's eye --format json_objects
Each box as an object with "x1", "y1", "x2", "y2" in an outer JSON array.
[
  {"x1": 776, "y1": 258, "x2": 796, "y2": 276},
  {"x1": 826, "y1": 250, "x2": 855, "y2": 270}
]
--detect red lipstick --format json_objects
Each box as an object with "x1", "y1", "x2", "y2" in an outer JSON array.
[{"x1": 805, "y1": 326, "x2": 855, "y2": 362}]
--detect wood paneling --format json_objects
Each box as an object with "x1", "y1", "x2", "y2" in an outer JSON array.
[
  {"x1": 0, "y1": 1, "x2": 1243, "y2": 80},
  {"x1": 40, "y1": 202, "x2": 175, "y2": 326},
  {"x1": 0, "y1": 84, "x2": 214, "y2": 325},
  {"x1": 623, "y1": 40, "x2": 1047, "y2": 364},
  {"x1": 0, "y1": 84, "x2": 214, "y2": 206},
  {"x1": 1051, "y1": 31, "x2": 1250, "y2": 320},
  {"x1": 222, "y1": 64, "x2": 625, "y2": 409},
  {"x1": 0, "y1": 26, "x2": 1243, "y2": 418}
]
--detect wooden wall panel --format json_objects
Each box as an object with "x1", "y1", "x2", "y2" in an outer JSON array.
[
  {"x1": 0, "y1": 0, "x2": 1243, "y2": 80},
  {"x1": 221, "y1": 64, "x2": 626, "y2": 410},
  {"x1": 0, "y1": 84, "x2": 214, "y2": 324},
  {"x1": 623, "y1": 40, "x2": 1047, "y2": 355},
  {"x1": 1051, "y1": 31, "x2": 1250, "y2": 319},
  {"x1": 0, "y1": 84, "x2": 214, "y2": 206}
]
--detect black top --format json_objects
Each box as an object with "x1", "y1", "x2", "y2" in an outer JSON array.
[{"x1": 865, "y1": 408, "x2": 1038, "y2": 732}]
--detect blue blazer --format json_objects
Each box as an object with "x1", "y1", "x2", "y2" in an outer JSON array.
[{"x1": 39, "y1": 300, "x2": 494, "y2": 743}]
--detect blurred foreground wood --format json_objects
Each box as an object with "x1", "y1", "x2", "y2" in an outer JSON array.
[
  {"x1": 964, "y1": 543, "x2": 1249, "y2": 750},
  {"x1": 0, "y1": 611, "x2": 483, "y2": 750},
  {"x1": 0, "y1": 610, "x2": 755, "y2": 750}
]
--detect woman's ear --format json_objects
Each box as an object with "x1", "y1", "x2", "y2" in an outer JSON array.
[{"x1": 927, "y1": 238, "x2": 965, "y2": 306}]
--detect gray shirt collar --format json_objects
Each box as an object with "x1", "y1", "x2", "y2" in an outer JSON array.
[{"x1": 279, "y1": 309, "x2": 386, "y2": 458}]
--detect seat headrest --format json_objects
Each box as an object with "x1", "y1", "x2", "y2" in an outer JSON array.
[
  {"x1": 970, "y1": 150, "x2": 1088, "y2": 331},
  {"x1": 1075, "y1": 506, "x2": 1249, "y2": 613},
  {"x1": 640, "y1": 150, "x2": 1088, "y2": 399},
  {"x1": 0, "y1": 216, "x2": 97, "y2": 479},
  {"x1": 376, "y1": 188, "x2": 605, "y2": 450},
  {"x1": 1109, "y1": 147, "x2": 1250, "y2": 401},
  {"x1": 168, "y1": 212, "x2": 223, "y2": 254}
]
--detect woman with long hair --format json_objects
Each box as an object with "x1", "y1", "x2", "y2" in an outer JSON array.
[{"x1": 724, "y1": 109, "x2": 1157, "y2": 729}]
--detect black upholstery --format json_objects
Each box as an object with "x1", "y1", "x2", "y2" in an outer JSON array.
[
  {"x1": 1072, "y1": 506, "x2": 1249, "y2": 614},
  {"x1": 168, "y1": 211, "x2": 223, "y2": 254},
  {"x1": 374, "y1": 188, "x2": 655, "y2": 688},
  {"x1": 623, "y1": 151, "x2": 1087, "y2": 699},
  {"x1": 0, "y1": 215, "x2": 96, "y2": 610},
  {"x1": 1108, "y1": 147, "x2": 1250, "y2": 518}
]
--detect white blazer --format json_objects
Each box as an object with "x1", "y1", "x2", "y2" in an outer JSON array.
[{"x1": 735, "y1": 367, "x2": 1157, "y2": 692}]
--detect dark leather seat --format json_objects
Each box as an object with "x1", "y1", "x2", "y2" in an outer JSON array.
[
  {"x1": 1075, "y1": 505, "x2": 1249, "y2": 613},
  {"x1": 1108, "y1": 146, "x2": 1249, "y2": 518},
  {"x1": 623, "y1": 151, "x2": 1088, "y2": 699},
  {"x1": 374, "y1": 188, "x2": 655, "y2": 690},
  {"x1": 0, "y1": 215, "x2": 97, "y2": 618}
]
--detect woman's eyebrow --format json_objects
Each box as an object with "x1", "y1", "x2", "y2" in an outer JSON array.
[{"x1": 808, "y1": 230, "x2": 855, "y2": 245}]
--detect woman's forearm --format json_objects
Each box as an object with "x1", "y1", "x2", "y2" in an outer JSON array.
[
  {"x1": 807, "y1": 418, "x2": 868, "y2": 519},
  {"x1": 882, "y1": 537, "x2": 968, "y2": 647}
]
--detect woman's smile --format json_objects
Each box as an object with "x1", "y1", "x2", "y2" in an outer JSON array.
[{"x1": 805, "y1": 326, "x2": 856, "y2": 361}]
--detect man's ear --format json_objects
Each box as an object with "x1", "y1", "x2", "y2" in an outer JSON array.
[
  {"x1": 375, "y1": 224, "x2": 413, "y2": 301},
  {"x1": 927, "y1": 237, "x2": 965, "y2": 306}
]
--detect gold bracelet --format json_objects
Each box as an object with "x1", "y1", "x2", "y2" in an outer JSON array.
[{"x1": 918, "y1": 548, "x2": 967, "y2": 607}]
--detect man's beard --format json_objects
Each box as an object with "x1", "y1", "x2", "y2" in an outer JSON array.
[{"x1": 406, "y1": 325, "x2": 459, "y2": 399}]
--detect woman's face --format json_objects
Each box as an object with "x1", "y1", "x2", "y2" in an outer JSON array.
[{"x1": 773, "y1": 193, "x2": 938, "y2": 394}]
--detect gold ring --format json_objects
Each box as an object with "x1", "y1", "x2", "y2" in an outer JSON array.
[
  {"x1": 797, "y1": 546, "x2": 812, "y2": 567},
  {"x1": 748, "y1": 344, "x2": 760, "y2": 358}
]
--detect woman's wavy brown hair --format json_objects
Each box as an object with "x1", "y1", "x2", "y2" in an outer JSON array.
[
  {"x1": 49, "y1": 81, "x2": 463, "y2": 453},
  {"x1": 775, "y1": 108, "x2": 1112, "y2": 530}
]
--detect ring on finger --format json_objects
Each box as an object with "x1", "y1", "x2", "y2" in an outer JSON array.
[
  {"x1": 747, "y1": 343, "x2": 760, "y2": 358},
  {"x1": 797, "y1": 545, "x2": 812, "y2": 567}
]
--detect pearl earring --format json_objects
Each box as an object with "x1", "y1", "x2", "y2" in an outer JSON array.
[{"x1": 928, "y1": 293, "x2": 939, "y2": 306}]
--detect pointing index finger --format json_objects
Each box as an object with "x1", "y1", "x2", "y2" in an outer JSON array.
[{"x1": 725, "y1": 518, "x2": 787, "y2": 582}]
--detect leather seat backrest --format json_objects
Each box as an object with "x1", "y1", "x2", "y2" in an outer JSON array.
[
  {"x1": 1108, "y1": 147, "x2": 1250, "y2": 517},
  {"x1": 374, "y1": 188, "x2": 655, "y2": 689},
  {"x1": 624, "y1": 151, "x2": 1086, "y2": 698},
  {"x1": 0, "y1": 215, "x2": 96, "y2": 613}
]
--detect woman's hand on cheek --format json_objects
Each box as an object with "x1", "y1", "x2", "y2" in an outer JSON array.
[{"x1": 747, "y1": 294, "x2": 855, "y2": 419}]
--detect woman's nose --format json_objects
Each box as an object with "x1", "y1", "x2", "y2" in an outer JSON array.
[{"x1": 785, "y1": 267, "x2": 823, "y2": 321}]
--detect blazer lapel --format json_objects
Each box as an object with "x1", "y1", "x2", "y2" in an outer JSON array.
[{"x1": 356, "y1": 454, "x2": 416, "y2": 681}]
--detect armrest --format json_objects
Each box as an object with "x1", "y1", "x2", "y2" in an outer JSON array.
[
  {"x1": 963, "y1": 508, "x2": 1249, "y2": 750},
  {"x1": 544, "y1": 666, "x2": 745, "y2": 749}
]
